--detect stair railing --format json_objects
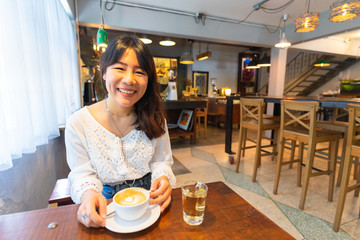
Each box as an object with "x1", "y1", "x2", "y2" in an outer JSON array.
[{"x1": 285, "y1": 51, "x2": 321, "y2": 84}]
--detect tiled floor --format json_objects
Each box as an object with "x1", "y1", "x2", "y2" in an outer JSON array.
[{"x1": 170, "y1": 125, "x2": 360, "y2": 240}]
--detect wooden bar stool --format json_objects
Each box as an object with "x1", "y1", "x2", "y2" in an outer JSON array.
[
  {"x1": 196, "y1": 99, "x2": 209, "y2": 138},
  {"x1": 235, "y1": 98, "x2": 280, "y2": 182},
  {"x1": 317, "y1": 108, "x2": 360, "y2": 187},
  {"x1": 273, "y1": 100, "x2": 342, "y2": 210},
  {"x1": 333, "y1": 104, "x2": 360, "y2": 232}
]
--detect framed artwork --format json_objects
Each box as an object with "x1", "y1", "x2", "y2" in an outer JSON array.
[
  {"x1": 241, "y1": 57, "x2": 256, "y2": 83},
  {"x1": 192, "y1": 71, "x2": 209, "y2": 95},
  {"x1": 177, "y1": 109, "x2": 193, "y2": 131}
]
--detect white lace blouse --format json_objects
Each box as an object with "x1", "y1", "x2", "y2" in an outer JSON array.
[{"x1": 65, "y1": 107, "x2": 176, "y2": 204}]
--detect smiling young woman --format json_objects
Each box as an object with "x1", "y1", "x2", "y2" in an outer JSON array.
[{"x1": 65, "y1": 35, "x2": 176, "y2": 228}]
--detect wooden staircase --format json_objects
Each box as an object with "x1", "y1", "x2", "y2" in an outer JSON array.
[{"x1": 284, "y1": 52, "x2": 358, "y2": 96}]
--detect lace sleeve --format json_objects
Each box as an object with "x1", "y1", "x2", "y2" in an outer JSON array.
[
  {"x1": 65, "y1": 112, "x2": 103, "y2": 203},
  {"x1": 150, "y1": 125, "x2": 176, "y2": 188}
]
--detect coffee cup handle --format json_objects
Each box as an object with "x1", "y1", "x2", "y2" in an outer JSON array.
[{"x1": 148, "y1": 204, "x2": 159, "y2": 209}]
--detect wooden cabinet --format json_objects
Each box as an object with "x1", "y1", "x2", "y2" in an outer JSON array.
[
  {"x1": 163, "y1": 100, "x2": 207, "y2": 144},
  {"x1": 207, "y1": 97, "x2": 240, "y2": 127}
]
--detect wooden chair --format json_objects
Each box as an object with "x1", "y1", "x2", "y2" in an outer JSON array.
[
  {"x1": 273, "y1": 100, "x2": 342, "y2": 210},
  {"x1": 49, "y1": 178, "x2": 74, "y2": 206},
  {"x1": 235, "y1": 98, "x2": 280, "y2": 182},
  {"x1": 333, "y1": 104, "x2": 360, "y2": 232},
  {"x1": 196, "y1": 99, "x2": 209, "y2": 138},
  {"x1": 317, "y1": 108, "x2": 360, "y2": 186}
]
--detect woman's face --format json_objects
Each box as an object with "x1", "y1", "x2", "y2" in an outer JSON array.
[{"x1": 103, "y1": 48, "x2": 148, "y2": 108}]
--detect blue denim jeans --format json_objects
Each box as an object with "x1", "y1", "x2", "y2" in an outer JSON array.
[{"x1": 102, "y1": 172, "x2": 151, "y2": 199}]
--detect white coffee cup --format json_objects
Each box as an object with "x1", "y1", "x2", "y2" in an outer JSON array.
[{"x1": 113, "y1": 187, "x2": 150, "y2": 221}]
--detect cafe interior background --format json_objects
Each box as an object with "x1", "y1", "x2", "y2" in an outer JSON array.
[{"x1": 1, "y1": 0, "x2": 360, "y2": 237}]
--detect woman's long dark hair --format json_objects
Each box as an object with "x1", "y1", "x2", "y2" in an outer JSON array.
[{"x1": 100, "y1": 35, "x2": 166, "y2": 139}]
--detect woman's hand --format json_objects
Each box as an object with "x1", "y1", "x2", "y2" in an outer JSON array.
[
  {"x1": 77, "y1": 189, "x2": 107, "y2": 228},
  {"x1": 149, "y1": 176, "x2": 172, "y2": 212}
]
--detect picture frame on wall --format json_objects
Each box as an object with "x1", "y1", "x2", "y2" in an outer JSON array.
[
  {"x1": 177, "y1": 109, "x2": 193, "y2": 131},
  {"x1": 241, "y1": 57, "x2": 256, "y2": 83},
  {"x1": 192, "y1": 71, "x2": 209, "y2": 96}
]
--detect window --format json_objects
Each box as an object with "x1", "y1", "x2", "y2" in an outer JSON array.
[{"x1": 0, "y1": 0, "x2": 80, "y2": 170}]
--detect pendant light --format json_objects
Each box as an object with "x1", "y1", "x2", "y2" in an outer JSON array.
[
  {"x1": 295, "y1": 0, "x2": 319, "y2": 32},
  {"x1": 275, "y1": 14, "x2": 291, "y2": 48},
  {"x1": 196, "y1": 42, "x2": 212, "y2": 61},
  {"x1": 329, "y1": 0, "x2": 360, "y2": 22},
  {"x1": 314, "y1": 59, "x2": 330, "y2": 67},
  {"x1": 180, "y1": 40, "x2": 194, "y2": 64},
  {"x1": 97, "y1": 0, "x2": 108, "y2": 48}
]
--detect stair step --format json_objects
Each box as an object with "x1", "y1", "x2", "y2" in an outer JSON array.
[{"x1": 284, "y1": 53, "x2": 359, "y2": 96}]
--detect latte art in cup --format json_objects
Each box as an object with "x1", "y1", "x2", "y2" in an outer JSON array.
[
  {"x1": 115, "y1": 189, "x2": 147, "y2": 206},
  {"x1": 113, "y1": 187, "x2": 150, "y2": 221}
]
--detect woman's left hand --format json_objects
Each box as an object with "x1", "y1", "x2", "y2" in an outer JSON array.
[{"x1": 149, "y1": 176, "x2": 172, "y2": 212}]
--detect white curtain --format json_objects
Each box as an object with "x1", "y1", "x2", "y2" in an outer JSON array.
[{"x1": 0, "y1": 0, "x2": 81, "y2": 171}]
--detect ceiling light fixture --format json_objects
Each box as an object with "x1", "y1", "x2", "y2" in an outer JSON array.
[
  {"x1": 180, "y1": 40, "x2": 194, "y2": 64},
  {"x1": 97, "y1": 0, "x2": 108, "y2": 48},
  {"x1": 139, "y1": 35, "x2": 152, "y2": 44},
  {"x1": 196, "y1": 43, "x2": 212, "y2": 61},
  {"x1": 314, "y1": 59, "x2": 330, "y2": 67},
  {"x1": 257, "y1": 54, "x2": 271, "y2": 67},
  {"x1": 275, "y1": 14, "x2": 291, "y2": 48},
  {"x1": 159, "y1": 37, "x2": 176, "y2": 46},
  {"x1": 295, "y1": 0, "x2": 319, "y2": 32},
  {"x1": 329, "y1": 0, "x2": 360, "y2": 22}
]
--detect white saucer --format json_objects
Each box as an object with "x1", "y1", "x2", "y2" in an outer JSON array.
[{"x1": 105, "y1": 202, "x2": 160, "y2": 233}]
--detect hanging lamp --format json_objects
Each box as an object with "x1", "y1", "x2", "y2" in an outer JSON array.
[
  {"x1": 329, "y1": 0, "x2": 360, "y2": 22},
  {"x1": 180, "y1": 40, "x2": 194, "y2": 64},
  {"x1": 275, "y1": 14, "x2": 291, "y2": 48},
  {"x1": 97, "y1": 0, "x2": 108, "y2": 48},
  {"x1": 314, "y1": 59, "x2": 330, "y2": 67},
  {"x1": 295, "y1": 0, "x2": 319, "y2": 32},
  {"x1": 196, "y1": 43, "x2": 212, "y2": 61},
  {"x1": 275, "y1": 32, "x2": 291, "y2": 48}
]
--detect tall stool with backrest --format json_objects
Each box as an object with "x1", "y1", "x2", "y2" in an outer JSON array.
[
  {"x1": 235, "y1": 98, "x2": 280, "y2": 182},
  {"x1": 273, "y1": 100, "x2": 342, "y2": 210},
  {"x1": 317, "y1": 108, "x2": 360, "y2": 186},
  {"x1": 333, "y1": 104, "x2": 360, "y2": 232}
]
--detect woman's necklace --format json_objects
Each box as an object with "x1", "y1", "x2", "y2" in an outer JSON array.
[{"x1": 105, "y1": 100, "x2": 134, "y2": 138}]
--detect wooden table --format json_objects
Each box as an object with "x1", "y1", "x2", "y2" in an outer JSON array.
[
  {"x1": 225, "y1": 95, "x2": 360, "y2": 154},
  {"x1": 0, "y1": 181, "x2": 294, "y2": 239}
]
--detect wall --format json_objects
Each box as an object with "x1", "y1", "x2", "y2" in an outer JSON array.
[
  {"x1": 0, "y1": 131, "x2": 69, "y2": 215},
  {"x1": 191, "y1": 43, "x2": 247, "y2": 94}
]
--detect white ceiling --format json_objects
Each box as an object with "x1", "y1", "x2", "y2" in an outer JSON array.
[{"x1": 126, "y1": 0, "x2": 334, "y2": 27}]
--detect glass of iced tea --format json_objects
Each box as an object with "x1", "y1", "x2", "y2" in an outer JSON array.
[{"x1": 181, "y1": 181, "x2": 208, "y2": 226}]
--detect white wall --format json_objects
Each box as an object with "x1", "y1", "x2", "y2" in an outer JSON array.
[{"x1": 191, "y1": 43, "x2": 247, "y2": 94}]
